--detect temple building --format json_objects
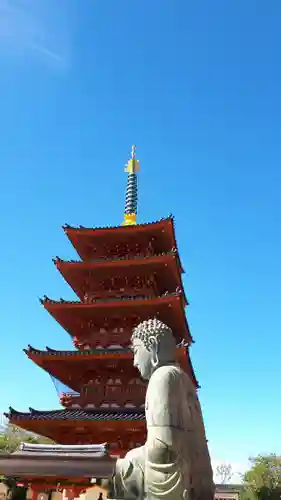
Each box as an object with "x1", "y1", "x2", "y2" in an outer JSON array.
[
  {"x1": 5, "y1": 146, "x2": 198, "y2": 457},
  {"x1": 214, "y1": 484, "x2": 242, "y2": 500}
]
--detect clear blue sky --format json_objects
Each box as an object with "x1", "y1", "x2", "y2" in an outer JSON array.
[{"x1": 0, "y1": 0, "x2": 281, "y2": 478}]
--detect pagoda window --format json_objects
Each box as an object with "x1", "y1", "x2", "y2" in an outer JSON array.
[
  {"x1": 129, "y1": 378, "x2": 144, "y2": 386},
  {"x1": 106, "y1": 385, "x2": 123, "y2": 403},
  {"x1": 114, "y1": 326, "x2": 126, "y2": 333}
]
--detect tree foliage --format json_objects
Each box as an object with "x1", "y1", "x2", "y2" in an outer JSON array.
[
  {"x1": 0, "y1": 424, "x2": 54, "y2": 453},
  {"x1": 0, "y1": 424, "x2": 54, "y2": 500},
  {"x1": 243, "y1": 455, "x2": 281, "y2": 500}
]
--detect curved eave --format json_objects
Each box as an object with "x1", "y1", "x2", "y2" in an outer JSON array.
[
  {"x1": 54, "y1": 252, "x2": 187, "y2": 305},
  {"x1": 5, "y1": 413, "x2": 146, "y2": 444},
  {"x1": 40, "y1": 293, "x2": 193, "y2": 344},
  {"x1": 25, "y1": 345, "x2": 132, "y2": 361},
  {"x1": 41, "y1": 292, "x2": 183, "y2": 309},
  {"x1": 24, "y1": 347, "x2": 138, "y2": 392},
  {"x1": 54, "y1": 251, "x2": 183, "y2": 273},
  {"x1": 63, "y1": 216, "x2": 180, "y2": 264},
  {"x1": 6, "y1": 407, "x2": 146, "y2": 423},
  {"x1": 24, "y1": 345, "x2": 198, "y2": 388},
  {"x1": 63, "y1": 216, "x2": 175, "y2": 238}
]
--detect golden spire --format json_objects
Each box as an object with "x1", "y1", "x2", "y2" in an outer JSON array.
[{"x1": 123, "y1": 145, "x2": 140, "y2": 226}]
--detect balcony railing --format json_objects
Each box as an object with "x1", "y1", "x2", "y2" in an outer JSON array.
[{"x1": 59, "y1": 385, "x2": 146, "y2": 409}]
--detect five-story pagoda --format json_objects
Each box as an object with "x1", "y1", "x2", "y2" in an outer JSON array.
[{"x1": 6, "y1": 146, "x2": 198, "y2": 457}]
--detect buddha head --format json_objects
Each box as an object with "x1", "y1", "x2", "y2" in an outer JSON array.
[{"x1": 131, "y1": 318, "x2": 177, "y2": 380}]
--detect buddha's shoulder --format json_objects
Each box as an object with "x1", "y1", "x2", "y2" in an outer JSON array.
[{"x1": 151, "y1": 364, "x2": 184, "y2": 383}]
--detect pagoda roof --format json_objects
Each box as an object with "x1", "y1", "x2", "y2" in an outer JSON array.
[
  {"x1": 25, "y1": 345, "x2": 132, "y2": 359},
  {"x1": 63, "y1": 216, "x2": 174, "y2": 236},
  {"x1": 63, "y1": 216, "x2": 178, "y2": 260},
  {"x1": 5, "y1": 408, "x2": 146, "y2": 454},
  {"x1": 6, "y1": 407, "x2": 145, "y2": 422},
  {"x1": 24, "y1": 347, "x2": 138, "y2": 392},
  {"x1": 41, "y1": 293, "x2": 193, "y2": 345},
  {"x1": 11, "y1": 441, "x2": 109, "y2": 457},
  {"x1": 55, "y1": 249, "x2": 182, "y2": 267},
  {"x1": 24, "y1": 346, "x2": 199, "y2": 390},
  {"x1": 0, "y1": 442, "x2": 115, "y2": 480},
  {"x1": 54, "y1": 251, "x2": 186, "y2": 302}
]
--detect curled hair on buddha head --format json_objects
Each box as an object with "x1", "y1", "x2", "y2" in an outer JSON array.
[{"x1": 131, "y1": 318, "x2": 176, "y2": 352}]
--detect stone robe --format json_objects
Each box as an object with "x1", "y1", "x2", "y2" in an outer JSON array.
[{"x1": 113, "y1": 364, "x2": 214, "y2": 500}]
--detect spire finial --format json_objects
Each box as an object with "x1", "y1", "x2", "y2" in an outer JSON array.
[
  {"x1": 123, "y1": 145, "x2": 140, "y2": 226},
  {"x1": 125, "y1": 145, "x2": 139, "y2": 174}
]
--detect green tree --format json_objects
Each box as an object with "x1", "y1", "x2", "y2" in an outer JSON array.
[
  {"x1": 240, "y1": 485, "x2": 258, "y2": 500},
  {"x1": 0, "y1": 425, "x2": 54, "y2": 500},
  {"x1": 0, "y1": 424, "x2": 54, "y2": 453},
  {"x1": 243, "y1": 455, "x2": 281, "y2": 500}
]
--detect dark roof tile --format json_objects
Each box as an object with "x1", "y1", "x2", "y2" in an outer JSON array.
[
  {"x1": 63, "y1": 216, "x2": 174, "y2": 232},
  {"x1": 40, "y1": 291, "x2": 183, "y2": 306},
  {"x1": 6, "y1": 408, "x2": 145, "y2": 422},
  {"x1": 54, "y1": 249, "x2": 179, "y2": 266},
  {"x1": 25, "y1": 346, "x2": 131, "y2": 356}
]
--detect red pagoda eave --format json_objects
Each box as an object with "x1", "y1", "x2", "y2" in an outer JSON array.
[
  {"x1": 23, "y1": 347, "x2": 139, "y2": 392},
  {"x1": 6, "y1": 408, "x2": 146, "y2": 424},
  {"x1": 7, "y1": 417, "x2": 145, "y2": 429},
  {"x1": 54, "y1": 252, "x2": 183, "y2": 277},
  {"x1": 5, "y1": 408, "x2": 146, "y2": 449},
  {"x1": 24, "y1": 346, "x2": 199, "y2": 390},
  {"x1": 63, "y1": 216, "x2": 175, "y2": 239},
  {"x1": 4, "y1": 407, "x2": 145, "y2": 426},
  {"x1": 63, "y1": 217, "x2": 180, "y2": 263},
  {"x1": 25, "y1": 346, "x2": 132, "y2": 361},
  {"x1": 54, "y1": 252, "x2": 187, "y2": 304},
  {"x1": 41, "y1": 294, "x2": 193, "y2": 344}
]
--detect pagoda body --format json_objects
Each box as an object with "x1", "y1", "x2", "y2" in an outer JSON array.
[{"x1": 6, "y1": 148, "x2": 198, "y2": 458}]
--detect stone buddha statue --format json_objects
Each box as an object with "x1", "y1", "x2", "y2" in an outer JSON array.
[{"x1": 111, "y1": 318, "x2": 214, "y2": 500}]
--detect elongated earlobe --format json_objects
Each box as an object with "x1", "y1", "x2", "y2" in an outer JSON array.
[
  {"x1": 151, "y1": 354, "x2": 158, "y2": 368},
  {"x1": 149, "y1": 337, "x2": 159, "y2": 368}
]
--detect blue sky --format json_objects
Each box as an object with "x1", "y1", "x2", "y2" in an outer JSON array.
[{"x1": 0, "y1": 0, "x2": 281, "y2": 480}]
